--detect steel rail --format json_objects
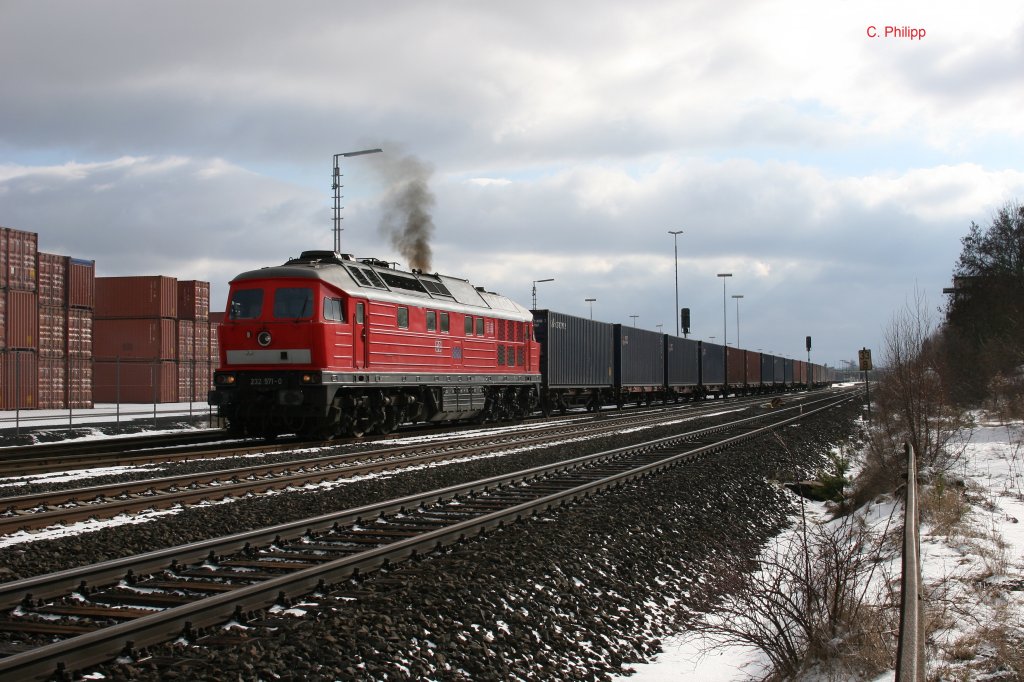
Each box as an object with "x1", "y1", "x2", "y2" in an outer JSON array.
[
  {"x1": 0, "y1": 395, "x2": 778, "y2": 529},
  {"x1": 0, "y1": 394, "x2": 842, "y2": 609},
  {"x1": 895, "y1": 442, "x2": 925, "y2": 681},
  {"x1": 0, "y1": 393, "x2": 855, "y2": 681}
]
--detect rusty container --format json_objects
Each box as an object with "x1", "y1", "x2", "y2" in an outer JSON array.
[
  {"x1": 93, "y1": 360, "x2": 178, "y2": 403},
  {"x1": 37, "y1": 253, "x2": 67, "y2": 307},
  {"x1": 177, "y1": 320, "x2": 195, "y2": 362},
  {"x1": 209, "y1": 321, "x2": 220, "y2": 364},
  {"x1": 95, "y1": 276, "x2": 177, "y2": 319},
  {"x1": 177, "y1": 280, "x2": 210, "y2": 321},
  {"x1": 67, "y1": 356, "x2": 94, "y2": 408},
  {"x1": 0, "y1": 292, "x2": 5, "y2": 351},
  {"x1": 726, "y1": 346, "x2": 745, "y2": 386},
  {"x1": 67, "y1": 309, "x2": 93, "y2": 358},
  {"x1": 2, "y1": 227, "x2": 38, "y2": 291},
  {"x1": 5, "y1": 290, "x2": 38, "y2": 349},
  {"x1": 38, "y1": 306, "x2": 67, "y2": 358},
  {"x1": 177, "y1": 359, "x2": 210, "y2": 401},
  {"x1": 38, "y1": 356, "x2": 66, "y2": 409},
  {"x1": 745, "y1": 350, "x2": 761, "y2": 386},
  {"x1": 68, "y1": 258, "x2": 96, "y2": 309},
  {"x1": 193, "y1": 321, "x2": 210, "y2": 363},
  {"x1": 194, "y1": 360, "x2": 212, "y2": 399},
  {"x1": 1, "y1": 350, "x2": 39, "y2": 409},
  {"x1": 93, "y1": 318, "x2": 177, "y2": 361}
]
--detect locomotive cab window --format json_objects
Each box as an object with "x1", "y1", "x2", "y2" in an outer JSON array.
[
  {"x1": 426, "y1": 310, "x2": 436, "y2": 331},
  {"x1": 323, "y1": 297, "x2": 344, "y2": 322},
  {"x1": 397, "y1": 307, "x2": 409, "y2": 329},
  {"x1": 274, "y1": 287, "x2": 313, "y2": 319},
  {"x1": 228, "y1": 289, "x2": 264, "y2": 320}
]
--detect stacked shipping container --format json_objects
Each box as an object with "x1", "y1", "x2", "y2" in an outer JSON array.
[
  {"x1": 1, "y1": 227, "x2": 40, "y2": 409},
  {"x1": 92, "y1": 277, "x2": 215, "y2": 403},
  {"x1": 36, "y1": 254, "x2": 97, "y2": 408}
]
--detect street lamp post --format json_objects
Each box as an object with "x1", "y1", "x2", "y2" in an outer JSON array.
[
  {"x1": 332, "y1": 148, "x2": 383, "y2": 252},
  {"x1": 668, "y1": 230, "x2": 683, "y2": 336},
  {"x1": 717, "y1": 273, "x2": 733, "y2": 346},
  {"x1": 532, "y1": 278, "x2": 554, "y2": 310},
  {"x1": 732, "y1": 294, "x2": 744, "y2": 347},
  {"x1": 629, "y1": 314, "x2": 639, "y2": 326},
  {"x1": 585, "y1": 298, "x2": 596, "y2": 319}
]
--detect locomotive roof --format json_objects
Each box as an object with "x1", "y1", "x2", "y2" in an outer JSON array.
[{"x1": 231, "y1": 251, "x2": 533, "y2": 321}]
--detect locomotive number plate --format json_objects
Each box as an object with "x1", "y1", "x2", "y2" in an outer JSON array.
[{"x1": 250, "y1": 377, "x2": 284, "y2": 386}]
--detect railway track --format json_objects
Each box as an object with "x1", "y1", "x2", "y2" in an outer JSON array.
[
  {"x1": 0, "y1": 392, "x2": 792, "y2": 477},
  {"x1": 0, "y1": 390, "x2": 855, "y2": 681},
  {"x1": 0, "y1": 394, "x2": 782, "y2": 534}
]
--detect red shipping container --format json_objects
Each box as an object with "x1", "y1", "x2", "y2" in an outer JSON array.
[
  {"x1": 1, "y1": 227, "x2": 38, "y2": 291},
  {"x1": 193, "y1": 320, "x2": 209, "y2": 361},
  {"x1": 727, "y1": 346, "x2": 745, "y2": 385},
  {"x1": 67, "y1": 356, "x2": 94, "y2": 408},
  {"x1": 68, "y1": 258, "x2": 96, "y2": 309},
  {"x1": 0, "y1": 292, "x2": 5, "y2": 351},
  {"x1": 194, "y1": 360, "x2": 212, "y2": 399},
  {"x1": 179, "y1": 319, "x2": 195, "y2": 361},
  {"x1": 37, "y1": 252, "x2": 67, "y2": 307},
  {"x1": 177, "y1": 360, "x2": 209, "y2": 401},
  {"x1": 93, "y1": 318, "x2": 177, "y2": 361},
  {"x1": 177, "y1": 280, "x2": 210, "y2": 321},
  {"x1": 93, "y1": 360, "x2": 178, "y2": 403},
  {"x1": 745, "y1": 351, "x2": 762, "y2": 386},
  {"x1": 67, "y1": 308, "x2": 93, "y2": 358},
  {"x1": 5, "y1": 290, "x2": 38, "y2": 349},
  {"x1": 1, "y1": 350, "x2": 38, "y2": 409},
  {"x1": 38, "y1": 306, "x2": 67, "y2": 358},
  {"x1": 95, "y1": 276, "x2": 177, "y2": 319},
  {"x1": 209, "y1": 311, "x2": 225, "y2": 324},
  {"x1": 38, "y1": 356, "x2": 66, "y2": 409},
  {"x1": 209, "y1": 321, "x2": 220, "y2": 364}
]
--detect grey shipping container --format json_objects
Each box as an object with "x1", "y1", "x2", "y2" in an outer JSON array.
[
  {"x1": 761, "y1": 354, "x2": 774, "y2": 384},
  {"x1": 700, "y1": 341, "x2": 726, "y2": 385},
  {"x1": 665, "y1": 335, "x2": 699, "y2": 386},
  {"x1": 784, "y1": 358, "x2": 794, "y2": 385},
  {"x1": 532, "y1": 310, "x2": 613, "y2": 388},
  {"x1": 774, "y1": 356, "x2": 785, "y2": 385},
  {"x1": 614, "y1": 324, "x2": 664, "y2": 387}
]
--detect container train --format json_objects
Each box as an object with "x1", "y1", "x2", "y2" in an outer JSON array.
[{"x1": 208, "y1": 251, "x2": 835, "y2": 438}]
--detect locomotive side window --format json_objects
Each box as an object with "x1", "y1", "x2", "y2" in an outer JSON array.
[
  {"x1": 465, "y1": 316, "x2": 473, "y2": 335},
  {"x1": 440, "y1": 312, "x2": 450, "y2": 333},
  {"x1": 355, "y1": 302, "x2": 365, "y2": 324},
  {"x1": 274, "y1": 287, "x2": 313, "y2": 319},
  {"x1": 229, "y1": 289, "x2": 264, "y2": 320},
  {"x1": 426, "y1": 310, "x2": 436, "y2": 331},
  {"x1": 476, "y1": 317, "x2": 485, "y2": 336},
  {"x1": 323, "y1": 297, "x2": 344, "y2": 322},
  {"x1": 397, "y1": 307, "x2": 409, "y2": 329}
]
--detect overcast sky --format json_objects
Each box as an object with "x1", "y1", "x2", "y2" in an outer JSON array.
[{"x1": 3, "y1": 0, "x2": 1023, "y2": 367}]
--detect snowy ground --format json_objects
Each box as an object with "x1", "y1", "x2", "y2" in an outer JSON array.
[{"x1": 615, "y1": 414, "x2": 1024, "y2": 680}]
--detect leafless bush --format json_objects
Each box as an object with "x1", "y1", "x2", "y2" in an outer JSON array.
[{"x1": 690, "y1": 510, "x2": 900, "y2": 680}]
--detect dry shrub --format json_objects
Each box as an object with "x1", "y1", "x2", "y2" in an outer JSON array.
[{"x1": 921, "y1": 480, "x2": 969, "y2": 537}]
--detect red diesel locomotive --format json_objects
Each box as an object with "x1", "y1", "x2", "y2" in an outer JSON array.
[{"x1": 209, "y1": 251, "x2": 541, "y2": 438}]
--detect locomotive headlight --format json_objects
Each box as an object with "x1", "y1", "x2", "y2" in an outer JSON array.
[
  {"x1": 257, "y1": 331, "x2": 272, "y2": 347},
  {"x1": 215, "y1": 373, "x2": 236, "y2": 385},
  {"x1": 301, "y1": 374, "x2": 313, "y2": 383}
]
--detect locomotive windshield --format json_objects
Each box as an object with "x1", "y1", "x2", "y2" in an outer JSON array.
[
  {"x1": 273, "y1": 287, "x2": 313, "y2": 319},
  {"x1": 228, "y1": 289, "x2": 264, "y2": 319}
]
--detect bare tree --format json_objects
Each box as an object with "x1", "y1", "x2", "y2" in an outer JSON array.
[{"x1": 874, "y1": 288, "x2": 969, "y2": 477}]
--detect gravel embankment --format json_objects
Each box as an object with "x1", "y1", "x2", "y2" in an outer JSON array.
[{"x1": 71, "y1": 400, "x2": 861, "y2": 681}]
